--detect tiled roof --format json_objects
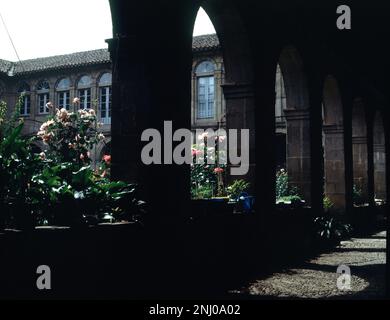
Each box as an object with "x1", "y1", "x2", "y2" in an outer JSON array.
[
  {"x1": 0, "y1": 59, "x2": 13, "y2": 74},
  {"x1": 192, "y1": 34, "x2": 220, "y2": 52},
  {"x1": 13, "y1": 49, "x2": 111, "y2": 75},
  {"x1": 0, "y1": 34, "x2": 220, "y2": 76}
]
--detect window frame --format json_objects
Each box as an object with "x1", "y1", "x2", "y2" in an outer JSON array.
[
  {"x1": 57, "y1": 90, "x2": 71, "y2": 110},
  {"x1": 195, "y1": 60, "x2": 216, "y2": 120},
  {"x1": 98, "y1": 72, "x2": 112, "y2": 124},
  {"x1": 77, "y1": 75, "x2": 92, "y2": 110},
  {"x1": 36, "y1": 80, "x2": 50, "y2": 114},
  {"x1": 18, "y1": 82, "x2": 31, "y2": 116},
  {"x1": 78, "y1": 88, "x2": 91, "y2": 110}
]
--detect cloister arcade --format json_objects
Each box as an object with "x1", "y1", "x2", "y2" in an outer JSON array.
[
  {"x1": 104, "y1": 0, "x2": 390, "y2": 296},
  {"x1": 0, "y1": 0, "x2": 389, "y2": 299}
]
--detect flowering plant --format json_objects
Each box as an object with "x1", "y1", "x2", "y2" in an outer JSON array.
[
  {"x1": 191, "y1": 132, "x2": 227, "y2": 199},
  {"x1": 0, "y1": 98, "x2": 145, "y2": 230},
  {"x1": 37, "y1": 107, "x2": 104, "y2": 165}
]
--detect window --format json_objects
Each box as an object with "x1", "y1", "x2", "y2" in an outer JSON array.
[
  {"x1": 37, "y1": 80, "x2": 50, "y2": 114},
  {"x1": 18, "y1": 82, "x2": 31, "y2": 116},
  {"x1": 56, "y1": 78, "x2": 71, "y2": 110},
  {"x1": 58, "y1": 91, "x2": 70, "y2": 110},
  {"x1": 77, "y1": 75, "x2": 92, "y2": 109},
  {"x1": 195, "y1": 61, "x2": 215, "y2": 119},
  {"x1": 99, "y1": 73, "x2": 112, "y2": 124},
  {"x1": 79, "y1": 88, "x2": 91, "y2": 109}
]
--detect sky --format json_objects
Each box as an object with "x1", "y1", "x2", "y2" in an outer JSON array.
[{"x1": 0, "y1": 2, "x2": 216, "y2": 62}]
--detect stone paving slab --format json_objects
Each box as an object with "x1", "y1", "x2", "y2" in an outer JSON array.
[{"x1": 244, "y1": 231, "x2": 386, "y2": 299}]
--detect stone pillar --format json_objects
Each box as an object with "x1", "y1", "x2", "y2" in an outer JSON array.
[
  {"x1": 374, "y1": 141, "x2": 387, "y2": 201},
  {"x1": 284, "y1": 108, "x2": 311, "y2": 204},
  {"x1": 107, "y1": 29, "x2": 192, "y2": 219},
  {"x1": 373, "y1": 113, "x2": 386, "y2": 201},
  {"x1": 352, "y1": 100, "x2": 369, "y2": 203},
  {"x1": 323, "y1": 124, "x2": 346, "y2": 210},
  {"x1": 222, "y1": 82, "x2": 255, "y2": 190},
  {"x1": 352, "y1": 135, "x2": 368, "y2": 201}
]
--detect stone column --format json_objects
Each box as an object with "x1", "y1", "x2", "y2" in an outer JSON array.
[
  {"x1": 374, "y1": 142, "x2": 387, "y2": 201},
  {"x1": 284, "y1": 108, "x2": 311, "y2": 204},
  {"x1": 352, "y1": 135, "x2": 368, "y2": 201},
  {"x1": 107, "y1": 29, "x2": 192, "y2": 219},
  {"x1": 222, "y1": 82, "x2": 255, "y2": 190},
  {"x1": 323, "y1": 124, "x2": 346, "y2": 210}
]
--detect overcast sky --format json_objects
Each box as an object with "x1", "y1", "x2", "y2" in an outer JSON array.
[{"x1": 0, "y1": 2, "x2": 215, "y2": 62}]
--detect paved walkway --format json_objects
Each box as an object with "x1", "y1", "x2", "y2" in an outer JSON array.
[{"x1": 241, "y1": 231, "x2": 386, "y2": 299}]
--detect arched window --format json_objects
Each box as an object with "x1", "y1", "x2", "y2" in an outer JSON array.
[
  {"x1": 77, "y1": 75, "x2": 92, "y2": 109},
  {"x1": 98, "y1": 72, "x2": 112, "y2": 124},
  {"x1": 56, "y1": 78, "x2": 71, "y2": 110},
  {"x1": 37, "y1": 80, "x2": 50, "y2": 114},
  {"x1": 196, "y1": 60, "x2": 215, "y2": 119},
  {"x1": 18, "y1": 82, "x2": 31, "y2": 116}
]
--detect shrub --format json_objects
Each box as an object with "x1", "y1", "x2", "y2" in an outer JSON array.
[
  {"x1": 227, "y1": 179, "x2": 250, "y2": 200},
  {"x1": 313, "y1": 215, "x2": 353, "y2": 246},
  {"x1": 0, "y1": 99, "x2": 145, "y2": 229},
  {"x1": 353, "y1": 184, "x2": 366, "y2": 205},
  {"x1": 323, "y1": 196, "x2": 334, "y2": 211},
  {"x1": 275, "y1": 169, "x2": 302, "y2": 203}
]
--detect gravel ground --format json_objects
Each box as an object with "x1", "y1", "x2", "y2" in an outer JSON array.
[{"x1": 244, "y1": 231, "x2": 386, "y2": 299}]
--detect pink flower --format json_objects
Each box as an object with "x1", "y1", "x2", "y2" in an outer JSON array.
[
  {"x1": 57, "y1": 108, "x2": 69, "y2": 121},
  {"x1": 218, "y1": 135, "x2": 226, "y2": 143},
  {"x1": 46, "y1": 102, "x2": 54, "y2": 109},
  {"x1": 42, "y1": 132, "x2": 54, "y2": 143},
  {"x1": 198, "y1": 132, "x2": 209, "y2": 140},
  {"x1": 103, "y1": 155, "x2": 111, "y2": 165},
  {"x1": 192, "y1": 149, "x2": 203, "y2": 157},
  {"x1": 73, "y1": 97, "x2": 80, "y2": 105},
  {"x1": 214, "y1": 167, "x2": 224, "y2": 174}
]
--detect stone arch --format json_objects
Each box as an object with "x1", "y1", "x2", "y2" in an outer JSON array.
[
  {"x1": 97, "y1": 71, "x2": 113, "y2": 86},
  {"x1": 55, "y1": 77, "x2": 71, "y2": 90},
  {"x1": 107, "y1": 0, "x2": 255, "y2": 214},
  {"x1": 373, "y1": 110, "x2": 387, "y2": 202},
  {"x1": 322, "y1": 75, "x2": 346, "y2": 210},
  {"x1": 278, "y1": 46, "x2": 309, "y2": 111},
  {"x1": 193, "y1": 59, "x2": 217, "y2": 73},
  {"x1": 76, "y1": 75, "x2": 93, "y2": 89},
  {"x1": 277, "y1": 46, "x2": 311, "y2": 204},
  {"x1": 194, "y1": 2, "x2": 253, "y2": 85},
  {"x1": 192, "y1": 2, "x2": 256, "y2": 190}
]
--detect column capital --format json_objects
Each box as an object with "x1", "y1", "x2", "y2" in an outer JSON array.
[
  {"x1": 352, "y1": 136, "x2": 367, "y2": 144},
  {"x1": 374, "y1": 144, "x2": 385, "y2": 152},
  {"x1": 323, "y1": 124, "x2": 344, "y2": 134},
  {"x1": 221, "y1": 82, "x2": 254, "y2": 99},
  {"x1": 283, "y1": 108, "x2": 310, "y2": 121}
]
